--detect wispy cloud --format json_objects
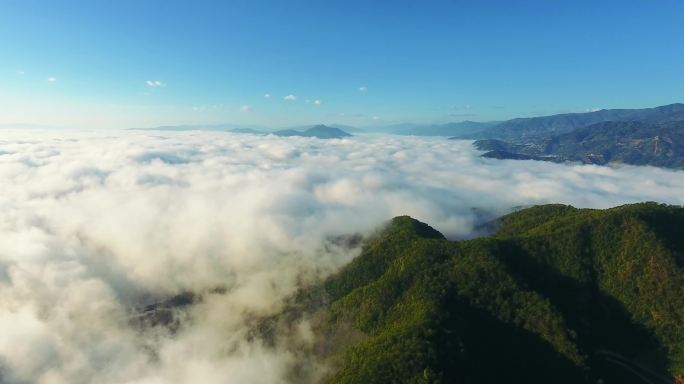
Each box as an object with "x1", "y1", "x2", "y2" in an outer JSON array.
[
  {"x1": 17, "y1": 70, "x2": 25, "y2": 75},
  {"x1": 283, "y1": 94, "x2": 297, "y2": 101},
  {"x1": 314, "y1": 100, "x2": 322, "y2": 105},
  {"x1": 192, "y1": 104, "x2": 223, "y2": 112},
  {"x1": 47, "y1": 77, "x2": 57, "y2": 82},
  {"x1": 264, "y1": 93, "x2": 271, "y2": 99},
  {"x1": 146, "y1": 80, "x2": 165, "y2": 88},
  {"x1": 240, "y1": 105, "x2": 252, "y2": 112},
  {"x1": 449, "y1": 104, "x2": 473, "y2": 111},
  {"x1": 359, "y1": 86, "x2": 368, "y2": 92}
]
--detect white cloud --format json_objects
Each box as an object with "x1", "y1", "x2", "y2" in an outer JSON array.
[
  {"x1": 1, "y1": 130, "x2": 684, "y2": 382},
  {"x1": 240, "y1": 105, "x2": 252, "y2": 112},
  {"x1": 372, "y1": 116, "x2": 380, "y2": 120},
  {"x1": 283, "y1": 94, "x2": 297, "y2": 101},
  {"x1": 313, "y1": 100, "x2": 322, "y2": 105},
  {"x1": 47, "y1": 77, "x2": 57, "y2": 82},
  {"x1": 146, "y1": 80, "x2": 165, "y2": 88},
  {"x1": 358, "y1": 86, "x2": 368, "y2": 92},
  {"x1": 264, "y1": 93, "x2": 271, "y2": 99},
  {"x1": 193, "y1": 104, "x2": 223, "y2": 112}
]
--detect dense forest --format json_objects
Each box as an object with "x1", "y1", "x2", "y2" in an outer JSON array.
[{"x1": 259, "y1": 203, "x2": 684, "y2": 383}]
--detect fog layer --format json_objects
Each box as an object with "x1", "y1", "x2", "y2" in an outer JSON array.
[{"x1": 1, "y1": 130, "x2": 683, "y2": 383}]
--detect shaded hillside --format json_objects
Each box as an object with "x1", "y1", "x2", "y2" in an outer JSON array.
[
  {"x1": 263, "y1": 203, "x2": 684, "y2": 383},
  {"x1": 474, "y1": 121, "x2": 684, "y2": 168},
  {"x1": 459, "y1": 103, "x2": 684, "y2": 141}
]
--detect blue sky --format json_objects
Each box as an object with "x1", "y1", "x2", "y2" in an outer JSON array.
[{"x1": 1, "y1": 0, "x2": 683, "y2": 129}]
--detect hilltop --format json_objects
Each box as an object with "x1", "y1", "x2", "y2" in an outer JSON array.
[{"x1": 273, "y1": 125, "x2": 352, "y2": 139}]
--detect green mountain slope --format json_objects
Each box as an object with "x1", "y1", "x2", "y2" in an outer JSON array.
[{"x1": 267, "y1": 203, "x2": 684, "y2": 383}]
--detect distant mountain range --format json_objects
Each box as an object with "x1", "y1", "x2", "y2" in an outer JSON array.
[
  {"x1": 131, "y1": 123, "x2": 267, "y2": 132},
  {"x1": 273, "y1": 124, "x2": 352, "y2": 139},
  {"x1": 131, "y1": 121, "x2": 498, "y2": 137},
  {"x1": 369, "y1": 120, "x2": 499, "y2": 136},
  {"x1": 283, "y1": 123, "x2": 364, "y2": 133},
  {"x1": 474, "y1": 121, "x2": 684, "y2": 168},
  {"x1": 130, "y1": 123, "x2": 353, "y2": 139},
  {"x1": 127, "y1": 103, "x2": 684, "y2": 168},
  {"x1": 454, "y1": 103, "x2": 684, "y2": 169},
  {"x1": 459, "y1": 103, "x2": 684, "y2": 141}
]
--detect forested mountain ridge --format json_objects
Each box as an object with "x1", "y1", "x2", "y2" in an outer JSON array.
[
  {"x1": 260, "y1": 203, "x2": 684, "y2": 383},
  {"x1": 459, "y1": 103, "x2": 684, "y2": 141},
  {"x1": 473, "y1": 120, "x2": 684, "y2": 168}
]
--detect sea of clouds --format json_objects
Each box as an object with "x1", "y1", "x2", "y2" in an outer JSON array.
[{"x1": 1, "y1": 129, "x2": 684, "y2": 383}]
